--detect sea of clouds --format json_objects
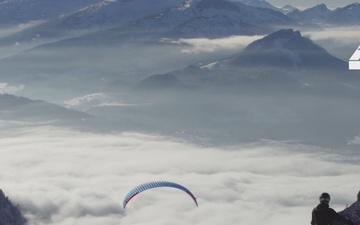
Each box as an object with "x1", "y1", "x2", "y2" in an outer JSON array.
[{"x1": 0, "y1": 123, "x2": 359, "y2": 225}]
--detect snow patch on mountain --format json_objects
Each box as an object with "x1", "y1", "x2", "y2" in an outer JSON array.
[{"x1": 177, "y1": 0, "x2": 193, "y2": 10}]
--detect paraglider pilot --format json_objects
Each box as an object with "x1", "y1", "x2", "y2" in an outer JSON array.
[{"x1": 311, "y1": 192, "x2": 354, "y2": 225}]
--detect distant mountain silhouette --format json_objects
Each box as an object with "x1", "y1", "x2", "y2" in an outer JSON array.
[
  {"x1": 287, "y1": 4, "x2": 332, "y2": 23},
  {"x1": 0, "y1": 0, "x2": 297, "y2": 47},
  {"x1": 140, "y1": 29, "x2": 352, "y2": 91},
  {"x1": 229, "y1": 29, "x2": 347, "y2": 72},
  {"x1": 134, "y1": 73, "x2": 187, "y2": 91},
  {"x1": 328, "y1": 2, "x2": 360, "y2": 25},
  {"x1": 0, "y1": 93, "x2": 91, "y2": 122}
]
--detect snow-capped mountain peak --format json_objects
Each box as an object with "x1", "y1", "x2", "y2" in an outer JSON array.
[
  {"x1": 63, "y1": 0, "x2": 188, "y2": 29},
  {"x1": 130, "y1": 0, "x2": 296, "y2": 38}
]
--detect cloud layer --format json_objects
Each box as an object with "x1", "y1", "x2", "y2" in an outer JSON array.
[
  {"x1": 164, "y1": 35, "x2": 263, "y2": 54},
  {"x1": 0, "y1": 125, "x2": 359, "y2": 225},
  {"x1": 304, "y1": 26, "x2": 360, "y2": 61}
]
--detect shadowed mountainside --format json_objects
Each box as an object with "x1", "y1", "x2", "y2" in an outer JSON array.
[{"x1": 0, "y1": 189, "x2": 27, "y2": 225}]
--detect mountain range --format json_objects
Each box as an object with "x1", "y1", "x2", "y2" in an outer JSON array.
[
  {"x1": 287, "y1": 4, "x2": 332, "y2": 23},
  {"x1": 0, "y1": 0, "x2": 359, "y2": 48},
  {"x1": 136, "y1": 29, "x2": 352, "y2": 92},
  {"x1": 328, "y1": 2, "x2": 360, "y2": 25},
  {"x1": 1, "y1": 0, "x2": 358, "y2": 29},
  {"x1": 129, "y1": 29, "x2": 360, "y2": 148},
  {"x1": 0, "y1": 0, "x2": 298, "y2": 47},
  {"x1": 288, "y1": 2, "x2": 360, "y2": 25},
  {"x1": 0, "y1": 0, "x2": 360, "y2": 149},
  {"x1": 0, "y1": 0, "x2": 358, "y2": 92}
]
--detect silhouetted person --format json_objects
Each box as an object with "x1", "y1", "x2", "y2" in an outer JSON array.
[{"x1": 311, "y1": 193, "x2": 354, "y2": 225}]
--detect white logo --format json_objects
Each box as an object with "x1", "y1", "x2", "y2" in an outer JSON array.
[{"x1": 349, "y1": 45, "x2": 360, "y2": 70}]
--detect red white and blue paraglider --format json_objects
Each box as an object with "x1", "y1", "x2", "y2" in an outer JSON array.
[{"x1": 123, "y1": 181, "x2": 198, "y2": 209}]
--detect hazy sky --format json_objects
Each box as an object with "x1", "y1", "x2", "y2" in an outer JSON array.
[
  {"x1": 0, "y1": 124, "x2": 359, "y2": 225},
  {"x1": 266, "y1": 0, "x2": 357, "y2": 9}
]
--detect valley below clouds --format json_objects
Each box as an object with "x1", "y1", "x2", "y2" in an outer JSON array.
[
  {"x1": 1, "y1": 1, "x2": 360, "y2": 224},
  {"x1": 0, "y1": 124, "x2": 359, "y2": 225}
]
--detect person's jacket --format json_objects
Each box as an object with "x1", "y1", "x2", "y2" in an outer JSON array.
[{"x1": 311, "y1": 203, "x2": 354, "y2": 225}]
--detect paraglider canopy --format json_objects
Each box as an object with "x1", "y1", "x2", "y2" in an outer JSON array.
[{"x1": 123, "y1": 181, "x2": 198, "y2": 209}]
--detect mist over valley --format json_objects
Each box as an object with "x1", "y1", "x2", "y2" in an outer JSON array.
[{"x1": 0, "y1": 1, "x2": 360, "y2": 224}]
